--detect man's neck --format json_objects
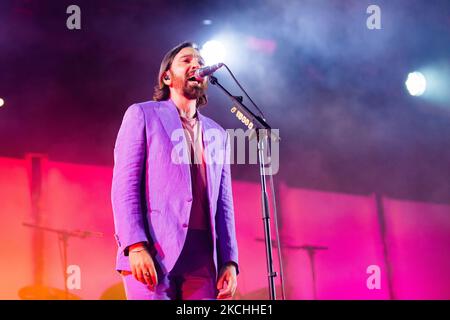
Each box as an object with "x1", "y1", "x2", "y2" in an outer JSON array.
[{"x1": 171, "y1": 94, "x2": 197, "y2": 119}]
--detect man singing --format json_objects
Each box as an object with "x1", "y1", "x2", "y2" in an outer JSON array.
[{"x1": 111, "y1": 42, "x2": 239, "y2": 300}]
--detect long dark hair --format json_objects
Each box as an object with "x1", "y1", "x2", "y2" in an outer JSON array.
[{"x1": 153, "y1": 41, "x2": 208, "y2": 107}]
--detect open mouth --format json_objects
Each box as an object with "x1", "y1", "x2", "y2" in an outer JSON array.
[{"x1": 187, "y1": 76, "x2": 201, "y2": 84}]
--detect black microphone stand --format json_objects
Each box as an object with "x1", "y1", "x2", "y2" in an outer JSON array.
[
  {"x1": 209, "y1": 75, "x2": 280, "y2": 300},
  {"x1": 23, "y1": 222, "x2": 103, "y2": 300},
  {"x1": 297, "y1": 245, "x2": 328, "y2": 300}
]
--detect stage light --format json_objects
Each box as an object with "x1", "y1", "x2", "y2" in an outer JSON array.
[
  {"x1": 201, "y1": 40, "x2": 226, "y2": 65},
  {"x1": 417, "y1": 64, "x2": 450, "y2": 107},
  {"x1": 0, "y1": 98, "x2": 4, "y2": 107},
  {"x1": 405, "y1": 71, "x2": 427, "y2": 96},
  {"x1": 202, "y1": 19, "x2": 212, "y2": 25}
]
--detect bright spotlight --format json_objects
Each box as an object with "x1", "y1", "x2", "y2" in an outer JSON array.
[
  {"x1": 0, "y1": 98, "x2": 4, "y2": 107},
  {"x1": 201, "y1": 40, "x2": 226, "y2": 65},
  {"x1": 405, "y1": 71, "x2": 427, "y2": 96}
]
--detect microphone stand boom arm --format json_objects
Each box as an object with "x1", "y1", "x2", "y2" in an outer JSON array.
[{"x1": 209, "y1": 75, "x2": 280, "y2": 300}]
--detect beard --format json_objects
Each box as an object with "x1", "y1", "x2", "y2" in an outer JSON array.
[
  {"x1": 182, "y1": 81, "x2": 206, "y2": 100},
  {"x1": 172, "y1": 74, "x2": 206, "y2": 100}
]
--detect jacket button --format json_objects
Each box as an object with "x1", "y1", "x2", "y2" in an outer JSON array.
[{"x1": 182, "y1": 223, "x2": 188, "y2": 228}]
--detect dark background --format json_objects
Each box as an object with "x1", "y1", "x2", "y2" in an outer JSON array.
[{"x1": 1, "y1": 0, "x2": 449, "y2": 203}]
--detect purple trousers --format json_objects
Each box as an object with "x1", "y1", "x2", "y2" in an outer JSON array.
[{"x1": 122, "y1": 229, "x2": 217, "y2": 300}]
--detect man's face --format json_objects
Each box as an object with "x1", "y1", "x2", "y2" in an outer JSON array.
[{"x1": 167, "y1": 47, "x2": 207, "y2": 100}]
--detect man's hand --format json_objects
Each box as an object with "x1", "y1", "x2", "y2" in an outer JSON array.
[
  {"x1": 128, "y1": 242, "x2": 158, "y2": 287},
  {"x1": 216, "y1": 263, "x2": 237, "y2": 299}
]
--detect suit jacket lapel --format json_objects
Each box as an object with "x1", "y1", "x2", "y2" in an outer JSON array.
[
  {"x1": 198, "y1": 112, "x2": 217, "y2": 217},
  {"x1": 154, "y1": 100, "x2": 192, "y2": 193},
  {"x1": 154, "y1": 100, "x2": 218, "y2": 217},
  {"x1": 155, "y1": 100, "x2": 186, "y2": 161}
]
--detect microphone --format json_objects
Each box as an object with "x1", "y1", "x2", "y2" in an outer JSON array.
[{"x1": 191, "y1": 63, "x2": 224, "y2": 81}]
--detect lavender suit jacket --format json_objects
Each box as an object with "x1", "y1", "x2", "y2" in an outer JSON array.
[{"x1": 111, "y1": 99, "x2": 238, "y2": 277}]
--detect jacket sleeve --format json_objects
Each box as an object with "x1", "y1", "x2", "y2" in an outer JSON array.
[
  {"x1": 111, "y1": 104, "x2": 148, "y2": 256},
  {"x1": 215, "y1": 130, "x2": 239, "y2": 274}
]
